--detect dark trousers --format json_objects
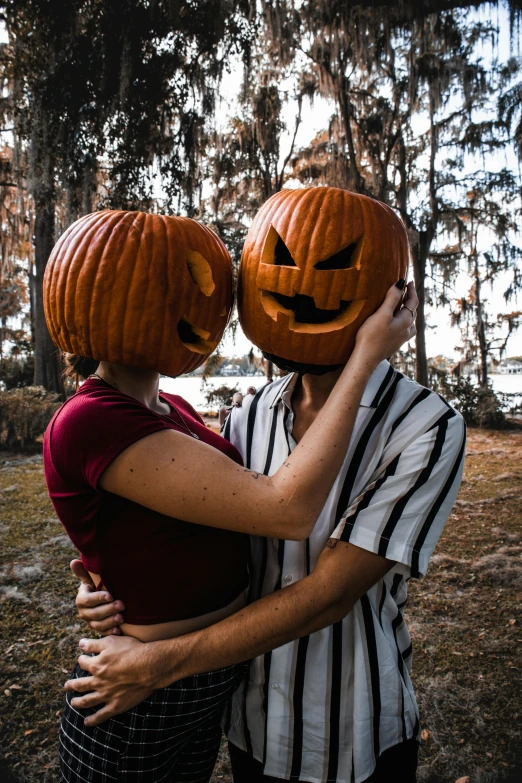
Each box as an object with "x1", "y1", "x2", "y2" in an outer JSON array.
[{"x1": 229, "y1": 739, "x2": 419, "y2": 783}]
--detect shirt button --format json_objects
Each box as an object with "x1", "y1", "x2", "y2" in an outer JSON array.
[
  {"x1": 284, "y1": 574, "x2": 293, "y2": 583},
  {"x1": 270, "y1": 682, "x2": 279, "y2": 690}
]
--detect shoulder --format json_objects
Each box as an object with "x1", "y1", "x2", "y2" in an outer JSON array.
[
  {"x1": 46, "y1": 381, "x2": 172, "y2": 454},
  {"x1": 48, "y1": 382, "x2": 151, "y2": 435},
  {"x1": 386, "y1": 373, "x2": 465, "y2": 455},
  {"x1": 45, "y1": 382, "x2": 171, "y2": 488},
  {"x1": 393, "y1": 371, "x2": 464, "y2": 422}
]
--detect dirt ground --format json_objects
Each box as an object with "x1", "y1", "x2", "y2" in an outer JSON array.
[{"x1": 0, "y1": 427, "x2": 521, "y2": 783}]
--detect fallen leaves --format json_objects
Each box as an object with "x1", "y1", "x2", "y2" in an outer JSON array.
[{"x1": 421, "y1": 729, "x2": 430, "y2": 740}]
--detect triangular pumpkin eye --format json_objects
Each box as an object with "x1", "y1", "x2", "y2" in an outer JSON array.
[
  {"x1": 314, "y1": 240, "x2": 359, "y2": 270},
  {"x1": 274, "y1": 235, "x2": 297, "y2": 267}
]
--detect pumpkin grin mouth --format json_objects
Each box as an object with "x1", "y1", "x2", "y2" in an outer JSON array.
[
  {"x1": 259, "y1": 290, "x2": 367, "y2": 334},
  {"x1": 177, "y1": 317, "x2": 218, "y2": 354},
  {"x1": 269, "y1": 292, "x2": 351, "y2": 324}
]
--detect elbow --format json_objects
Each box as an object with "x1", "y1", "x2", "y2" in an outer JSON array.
[
  {"x1": 275, "y1": 513, "x2": 315, "y2": 541},
  {"x1": 285, "y1": 529, "x2": 312, "y2": 542},
  {"x1": 319, "y1": 591, "x2": 355, "y2": 626}
]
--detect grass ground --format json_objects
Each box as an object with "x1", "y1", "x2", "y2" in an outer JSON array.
[{"x1": 0, "y1": 427, "x2": 521, "y2": 783}]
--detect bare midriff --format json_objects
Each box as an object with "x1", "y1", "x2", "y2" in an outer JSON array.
[{"x1": 88, "y1": 571, "x2": 248, "y2": 642}]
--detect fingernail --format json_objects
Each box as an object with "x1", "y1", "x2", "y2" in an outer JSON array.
[
  {"x1": 395, "y1": 279, "x2": 406, "y2": 290},
  {"x1": 79, "y1": 639, "x2": 86, "y2": 649},
  {"x1": 113, "y1": 615, "x2": 122, "y2": 623}
]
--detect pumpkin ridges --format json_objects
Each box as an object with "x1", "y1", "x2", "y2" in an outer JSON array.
[
  {"x1": 122, "y1": 212, "x2": 147, "y2": 367},
  {"x1": 47, "y1": 211, "x2": 107, "y2": 351},
  {"x1": 156, "y1": 214, "x2": 179, "y2": 374},
  {"x1": 132, "y1": 212, "x2": 159, "y2": 367},
  {"x1": 135, "y1": 211, "x2": 164, "y2": 368},
  {"x1": 192, "y1": 220, "x2": 232, "y2": 338},
  {"x1": 303, "y1": 188, "x2": 328, "y2": 266},
  {"x1": 111, "y1": 212, "x2": 146, "y2": 366},
  {"x1": 65, "y1": 211, "x2": 119, "y2": 357},
  {"x1": 44, "y1": 218, "x2": 77, "y2": 345},
  {"x1": 103, "y1": 213, "x2": 131, "y2": 364},
  {"x1": 85, "y1": 213, "x2": 129, "y2": 361},
  {"x1": 176, "y1": 218, "x2": 200, "y2": 375},
  {"x1": 155, "y1": 214, "x2": 182, "y2": 373},
  {"x1": 83, "y1": 212, "x2": 130, "y2": 359},
  {"x1": 68, "y1": 212, "x2": 120, "y2": 357}
]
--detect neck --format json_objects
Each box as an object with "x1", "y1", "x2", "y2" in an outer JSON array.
[
  {"x1": 296, "y1": 366, "x2": 344, "y2": 410},
  {"x1": 95, "y1": 362, "x2": 164, "y2": 411}
]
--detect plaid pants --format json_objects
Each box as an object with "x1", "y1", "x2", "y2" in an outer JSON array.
[{"x1": 60, "y1": 661, "x2": 246, "y2": 782}]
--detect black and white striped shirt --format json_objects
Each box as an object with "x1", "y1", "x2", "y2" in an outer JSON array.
[{"x1": 222, "y1": 361, "x2": 466, "y2": 783}]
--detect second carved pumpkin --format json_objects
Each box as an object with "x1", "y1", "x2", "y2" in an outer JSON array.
[
  {"x1": 44, "y1": 210, "x2": 232, "y2": 377},
  {"x1": 239, "y1": 187, "x2": 410, "y2": 367}
]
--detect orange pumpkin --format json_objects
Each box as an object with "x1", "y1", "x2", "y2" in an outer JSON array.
[
  {"x1": 239, "y1": 187, "x2": 409, "y2": 367},
  {"x1": 44, "y1": 210, "x2": 232, "y2": 377}
]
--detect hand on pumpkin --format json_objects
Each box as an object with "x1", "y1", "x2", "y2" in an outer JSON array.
[
  {"x1": 354, "y1": 280, "x2": 417, "y2": 363},
  {"x1": 71, "y1": 560, "x2": 125, "y2": 636}
]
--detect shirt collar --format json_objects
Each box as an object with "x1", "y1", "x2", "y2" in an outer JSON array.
[{"x1": 269, "y1": 360, "x2": 393, "y2": 411}]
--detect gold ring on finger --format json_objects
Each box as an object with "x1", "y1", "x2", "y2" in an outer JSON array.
[{"x1": 403, "y1": 305, "x2": 416, "y2": 318}]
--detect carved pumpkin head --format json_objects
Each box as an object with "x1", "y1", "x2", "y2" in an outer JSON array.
[
  {"x1": 238, "y1": 187, "x2": 409, "y2": 368},
  {"x1": 44, "y1": 210, "x2": 232, "y2": 377}
]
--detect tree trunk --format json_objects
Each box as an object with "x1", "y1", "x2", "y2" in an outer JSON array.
[
  {"x1": 33, "y1": 205, "x2": 65, "y2": 398},
  {"x1": 473, "y1": 255, "x2": 488, "y2": 387},
  {"x1": 412, "y1": 236, "x2": 429, "y2": 388}
]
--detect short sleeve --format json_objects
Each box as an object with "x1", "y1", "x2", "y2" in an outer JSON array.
[
  {"x1": 330, "y1": 411, "x2": 466, "y2": 578},
  {"x1": 220, "y1": 400, "x2": 248, "y2": 450},
  {"x1": 48, "y1": 391, "x2": 171, "y2": 489}
]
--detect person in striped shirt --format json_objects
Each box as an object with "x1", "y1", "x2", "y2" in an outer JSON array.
[{"x1": 69, "y1": 285, "x2": 465, "y2": 783}]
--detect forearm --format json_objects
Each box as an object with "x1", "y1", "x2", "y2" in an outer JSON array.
[
  {"x1": 151, "y1": 542, "x2": 393, "y2": 689},
  {"x1": 68, "y1": 543, "x2": 393, "y2": 726},
  {"x1": 270, "y1": 346, "x2": 375, "y2": 524},
  {"x1": 152, "y1": 571, "x2": 346, "y2": 690}
]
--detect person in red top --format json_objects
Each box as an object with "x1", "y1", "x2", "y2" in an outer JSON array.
[{"x1": 43, "y1": 220, "x2": 416, "y2": 783}]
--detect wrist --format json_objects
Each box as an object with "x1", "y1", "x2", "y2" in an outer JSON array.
[
  {"x1": 346, "y1": 343, "x2": 381, "y2": 375},
  {"x1": 147, "y1": 634, "x2": 198, "y2": 690}
]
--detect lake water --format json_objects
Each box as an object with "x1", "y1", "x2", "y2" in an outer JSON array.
[
  {"x1": 160, "y1": 372, "x2": 521, "y2": 412},
  {"x1": 160, "y1": 374, "x2": 267, "y2": 411}
]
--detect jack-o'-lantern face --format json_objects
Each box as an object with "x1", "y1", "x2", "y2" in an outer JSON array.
[
  {"x1": 44, "y1": 210, "x2": 232, "y2": 377},
  {"x1": 238, "y1": 187, "x2": 409, "y2": 367}
]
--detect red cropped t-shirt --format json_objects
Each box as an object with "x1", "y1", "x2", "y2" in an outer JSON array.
[{"x1": 44, "y1": 378, "x2": 249, "y2": 624}]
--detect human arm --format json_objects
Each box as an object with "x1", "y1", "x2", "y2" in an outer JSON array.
[
  {"x1": 67, "y1": 541, "x2": 393, "y2": 724},
  {"x1": 66, "y1": 403, "x2": 465, "y2": 726},
  {"x1": 100, "y1": 282, "x2": 418, "y2": 540}
]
